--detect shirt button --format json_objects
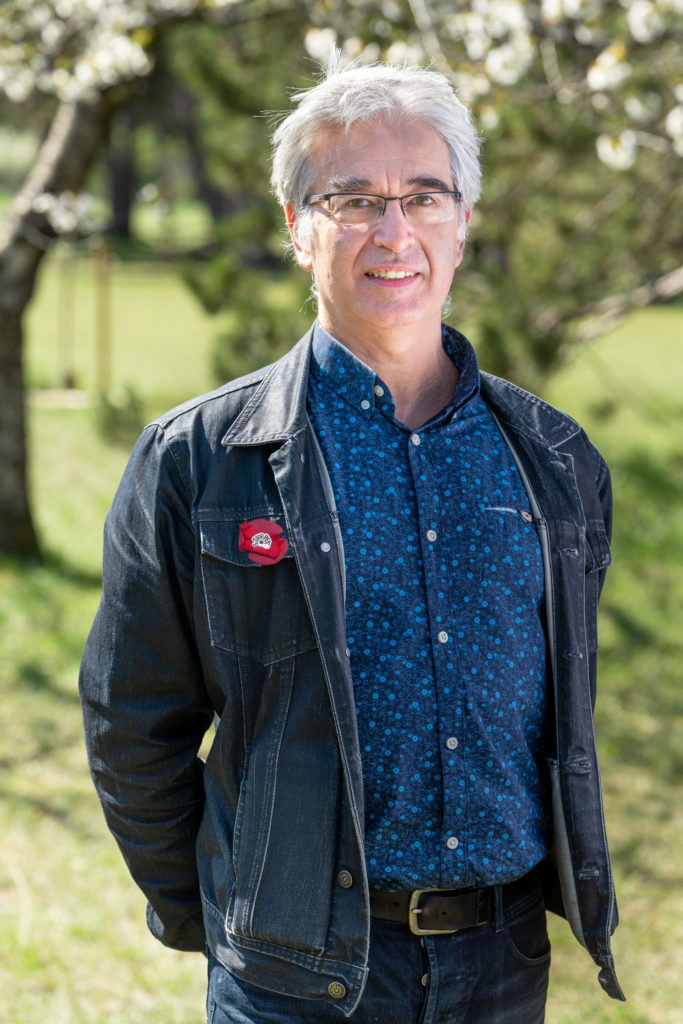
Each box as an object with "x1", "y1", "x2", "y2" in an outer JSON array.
[
  {"x1": 345, "y1": 647, "x2": 351, "y2": 658},
  {"x1": 437, "y1": 630, "x2": 449, "y2": 644},
  {"x1": 320, "y1": 541, "x2": 331, "y2": 552},
  {"x1": 446, "y1": 736, "x2": 458, "y2": 750},
  {"x1": 360, "y1": 399, "x2": 371, "y2": 411},
  {"x1": 337, "y1": 869, "x2": 353, "y2": 888},
  {"x1": 426, "y1": 529, "x2": 437, "y2": 543},
  {"x1": 410, "y1": 433, "x2": 421, "y2": 446},
  {"x1": 446, "y1": 836, "x2": 459, "y2": 850},
  {"x1": 328, "y1": 982, "x2": 346, "y2": 999},
  {"x1": 374, "y1": 384, "x2": 384, "y2": 397}
]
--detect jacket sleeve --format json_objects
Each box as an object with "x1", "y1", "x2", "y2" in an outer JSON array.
[
  {"x1": 79, "y1": 423, "x2": 213, "y2": 952},
  {"x1": 593, "y1": 440, "x2": 613, "y2": 599},
  {"x1": 583, "y1": 436, "x2": 614, "y2": 710}
]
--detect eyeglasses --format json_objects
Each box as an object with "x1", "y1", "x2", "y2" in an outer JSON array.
[{"x1": 305, "y1": 190, "x2": 462, "y2": 227}]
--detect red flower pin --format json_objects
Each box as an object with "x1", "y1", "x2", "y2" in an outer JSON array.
[{"x1": 238, "y1": 518, "x2": 289, "y2": 565}]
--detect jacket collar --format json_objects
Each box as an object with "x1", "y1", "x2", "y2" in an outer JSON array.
[
  {"x1": 221, "y1": 328, "x2": 314, "y2": 447},
  {"x1": 220, "y1": 326, "x2": 581, "y2": 453},
  {"x1": 480, "y1": 371, "x2": 582, "y2": 451}
]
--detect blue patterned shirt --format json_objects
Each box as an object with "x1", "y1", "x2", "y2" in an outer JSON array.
[{"x1": 307, "y1": 323, "x2": 551, "y2": 891}]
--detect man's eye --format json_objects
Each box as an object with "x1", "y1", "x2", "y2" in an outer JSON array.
[
  {"x1": 341, "y1": 195, "x2": 376, "y2": 209},
  {"x1": 408, "y1": 193, "x2": 437, "y2": 207}
]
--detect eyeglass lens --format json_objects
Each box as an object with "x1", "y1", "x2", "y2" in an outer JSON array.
[{"x1": 325, "y1": 193, "x2": 457, "y2": 225}]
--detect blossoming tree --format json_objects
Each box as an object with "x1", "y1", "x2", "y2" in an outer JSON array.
[
  {"x1": 1, "y1": 0, "x2": 681, "y2": 555},
  {"x1": 0, "y1": 0, "x2": 256, "y2": 555}
]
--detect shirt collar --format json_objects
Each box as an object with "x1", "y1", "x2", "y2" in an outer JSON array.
[{"x1": 310, "y1": 321, "x2": 481, "y2": 425}]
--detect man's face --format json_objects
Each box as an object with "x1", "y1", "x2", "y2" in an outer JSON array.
[{"x1": 287, "y1": 118, "x2": 469, "y2": 349}]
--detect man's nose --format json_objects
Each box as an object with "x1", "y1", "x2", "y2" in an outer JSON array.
[{"x1": 372, "y1": 199, "x2": 415, "y2": 251}]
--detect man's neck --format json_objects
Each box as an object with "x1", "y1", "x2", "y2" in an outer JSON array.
[{"x1": 320, "y1": 320, "x2": 459, "y2": 430}]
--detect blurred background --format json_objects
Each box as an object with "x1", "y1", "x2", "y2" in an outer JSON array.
[{"x1": 0, "y1": 2, "x2": 681, "y2": 1021}]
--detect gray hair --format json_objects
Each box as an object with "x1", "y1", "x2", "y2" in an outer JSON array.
[{"x1": 271, "y1": 60, "x2": 483, "y2": 240}]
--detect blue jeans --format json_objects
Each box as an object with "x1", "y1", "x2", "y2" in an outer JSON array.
[{"x1": 206, "y1": 881, "x2": 550, "y2": 1023}]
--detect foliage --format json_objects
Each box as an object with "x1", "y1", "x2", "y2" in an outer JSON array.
[
  {"x1": 3, "y1": 0, "x2": 681, "y2": 386},
  {"x1": 298, "y1": 0, "x2": 683, "y2": 385}
]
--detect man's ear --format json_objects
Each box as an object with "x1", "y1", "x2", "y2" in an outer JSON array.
[
  {"x1": 285, "y1": 202, "x2": 313, "y2": 271},
  {"x1": 454, "y1": 207, "x2": 473, "y2": 265}
]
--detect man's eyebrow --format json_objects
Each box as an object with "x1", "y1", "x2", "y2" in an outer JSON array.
[
  {"x1": 408, "y1": 176, "x2": 455, "y2": 192},
  {"x1": 322, "y1": 175, "x2": 455, "y2": 193},
  {"x1": 324, "y1": 176, "x2": 373, "y2": 193}
]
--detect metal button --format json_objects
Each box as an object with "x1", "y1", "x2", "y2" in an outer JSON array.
[
  {"x1": 374, "y1": 384, "x2": 385, "y2": 397},
  {"x1": 437, "y1": 630, "x2": 449, "y2": 644},
  {"x1": 410, "y1": 433, "x2": 421, "y2": 446},
  {"x1": 421, "y1": 973, "x2": 429, "y2": 987},
  {"x1": 328, "y1": 981, "x2": 346, "y2": 999},
  {"x1": 337, "y1": 869, "x2": 353, "y2": 889},
  {"x1": 446, "y1": 736, "x2": 458, "y2": 750},
  {"x1": 320, "y1": 541, "x2": 331, "y2": 552},
  {"x1": 446, "y1": 836, "x2": 459, "y2": 850},
  {"x1": 426, "y1": 529, "x2": 437, "y2": 543},
  {"x1": 360, "y1": 399, "x2": 371, "y2": 411}
]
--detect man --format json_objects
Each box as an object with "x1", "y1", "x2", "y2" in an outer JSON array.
[{"x1": 80, "y1": 62, "x2": 624, "y2": 1022}]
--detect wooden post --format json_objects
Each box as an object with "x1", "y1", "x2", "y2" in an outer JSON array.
[
  {"x1": 94, "y1": 236, "x2": 111, "y2": 394},
  {"x1": 57, "y1": 239, "x2": 77, "y2": 389}
]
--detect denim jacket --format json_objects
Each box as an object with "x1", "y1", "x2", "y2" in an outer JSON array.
[{"x1": 80, "y1": 329, "x2": 624, "y2": 1015}]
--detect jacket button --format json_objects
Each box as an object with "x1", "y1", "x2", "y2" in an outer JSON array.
[
  {"x1": 337, "y1": 869, "x2": 353, "y2": 888},
  {"x1": 328, "y1": 981, "x2": 346, "y2": 999}
]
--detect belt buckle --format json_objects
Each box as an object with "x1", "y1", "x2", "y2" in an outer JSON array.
[{"x1": 408, "y1": 887, "x2": 457, "y2": 936}]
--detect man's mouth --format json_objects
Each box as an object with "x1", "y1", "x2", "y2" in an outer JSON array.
[{"x1": 365, "y1": 269, "x2": 418, "y2": 280}]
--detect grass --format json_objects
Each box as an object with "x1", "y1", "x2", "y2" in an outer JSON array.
[{"x1": 1, "y1": 257, "x2": 682, "y2": 1021}]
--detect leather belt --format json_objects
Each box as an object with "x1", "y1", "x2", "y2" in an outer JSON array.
[{"x1": 369, "y1": 868, "x2": 540, "y2": 936}]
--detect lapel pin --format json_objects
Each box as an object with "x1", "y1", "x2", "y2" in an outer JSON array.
[{"x1": 239, "y1": 518, "x2": 289, "y2": 565}]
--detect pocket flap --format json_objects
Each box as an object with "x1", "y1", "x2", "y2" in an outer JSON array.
[
  {"x1": 585, "y1": 523, "x2": 611, "y2": 572},
  {"x1": 200, "y1": 517, "x2": 291, "y2": 567}
]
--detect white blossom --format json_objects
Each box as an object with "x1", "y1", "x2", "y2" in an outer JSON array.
[
  {"x1": 478, "y1": 105, "x2": 500, "y2": 130},
  {"x1": 664, "y1": 105, "x2": 683, "y2": 140},
  {"x1": 452, "y1": 71, "x2": 491, "y2": 104},
  {"x1": 0, "y1": 0, "x2": 236, "y2": 102},
  {"x1": 485, "y1": 35, "x2": 534, "y2": 85},
  {"x1": 626, "y1": 0, "x2": 665, "y2": 41},
  {"x1": 624, "y1": 92, "x2": 661, "y2": 122},
  {"x1": 304, "y1": 27, "x2": 338, "y2": 64},
  {"x1": 385, "y1": 40, "x2": 426, "y2": 65},
  {"x1": 596, "y1": 130, "x2": 638, "y2": 169},
  {"x1": 32, "y1": 190, "x2": 103, "y2": 234},
  {"x1": 587, "y1": 44, "x2": 631, "y2": 91}
]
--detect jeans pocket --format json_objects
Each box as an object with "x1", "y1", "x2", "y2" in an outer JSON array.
[{"x1": 503, "y1": 892, "x2": 551, "y2": 966}]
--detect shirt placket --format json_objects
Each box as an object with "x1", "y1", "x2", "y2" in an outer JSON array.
[{"x1": 406, "y1": 425, "x2": 469, "y2": 885}]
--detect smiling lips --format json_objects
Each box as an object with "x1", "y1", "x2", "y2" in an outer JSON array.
[{"x1": 365, "y1": 269, "x2": 419, "y2": 280}]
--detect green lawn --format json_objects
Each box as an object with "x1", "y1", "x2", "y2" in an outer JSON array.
[{"x1": 1, "y1": 257, "x2": 682, "y2": 1022}]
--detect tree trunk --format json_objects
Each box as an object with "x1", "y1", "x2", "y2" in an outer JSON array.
[
  {"x1": 172, "y1": 84, "x2": 237, "y2": 221},
  {"x1": 0, "y1": 306, "x2": 37, "y2": 555},
  {"x1": 107, "y1": 111, "x2": 137, "y2": 239},
  {"x1": 0, "y1": 92, "x2": 128, "y2": 557}
]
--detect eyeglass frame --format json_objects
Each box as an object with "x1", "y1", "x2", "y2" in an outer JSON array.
[{"x1": 305, "y1": 190, "x2": 463, "y2": 225}]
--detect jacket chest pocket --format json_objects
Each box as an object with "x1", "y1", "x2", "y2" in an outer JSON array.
[{"x1": 199, "y1": 518, "x2": 317, "y2": 664}]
